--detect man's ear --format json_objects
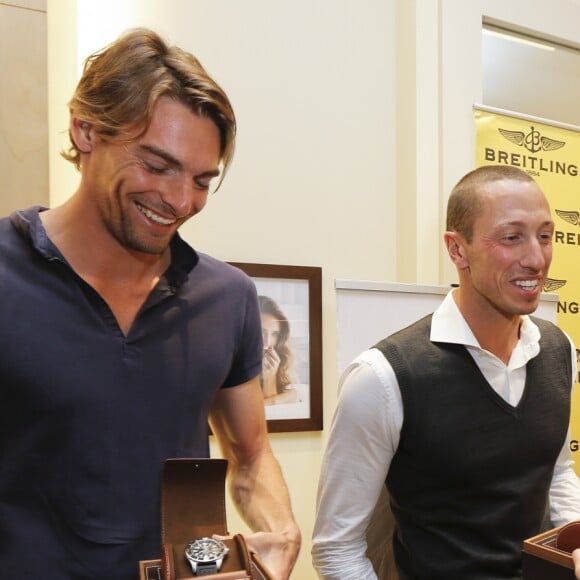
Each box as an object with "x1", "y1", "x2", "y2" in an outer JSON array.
[
  {"x1": 444, "y1": 231, "x2": 469, "y2": 270},
  {"x1": 70, "y1": 117, "x2": 95, "y2": 153}
]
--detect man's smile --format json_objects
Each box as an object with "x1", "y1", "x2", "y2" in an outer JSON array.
[{"x1": 135, "y1": 201, "x2": 177, "y2": 226}]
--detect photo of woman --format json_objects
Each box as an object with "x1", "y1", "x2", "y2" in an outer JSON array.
[
  {"x1": 227, "y1": 262, "x2": 322, "y2": 429},
  {"x1": 259, "y1": 295, "x2": 301, "y2": 405}
]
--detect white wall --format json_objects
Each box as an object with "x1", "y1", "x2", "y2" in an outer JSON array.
[
  {"x1": 1, "y1": 0, "x2": 48, "y2": 216},
  {"x1": 45, "y1": 1, "x2": 580, "y2": 578}
]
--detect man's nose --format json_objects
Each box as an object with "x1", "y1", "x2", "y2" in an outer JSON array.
[
  {"x1": 522, "y1": 238, "x2": 549, "y2": 270},
  {"x1": 168, "y1": 177, "x2": 207, "y2": 218}
]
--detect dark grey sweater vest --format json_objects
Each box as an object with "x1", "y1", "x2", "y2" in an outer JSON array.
[{"x1": 375, "y1": 314, "x2": 572, "y2": 580}]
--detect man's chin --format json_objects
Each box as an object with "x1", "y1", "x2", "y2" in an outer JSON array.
[
  {"x1": 516, "y1": 298, "x2": 542, "y2": 316},
  {"x1": 126, "y1": 235, "x2": 172, "y2": 256}
]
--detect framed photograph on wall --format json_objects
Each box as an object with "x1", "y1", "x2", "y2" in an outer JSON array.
[{"x1": 229, "y1": 263, "x2": 323, "y2": 433}]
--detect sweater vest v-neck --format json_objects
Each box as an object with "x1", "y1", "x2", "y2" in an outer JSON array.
[{"x1": 375, "y1": 314, "x2": 572, "y2": 580}]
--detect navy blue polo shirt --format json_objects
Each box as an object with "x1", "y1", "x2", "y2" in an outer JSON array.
[{"x1": 0, "y1": 207, "x2": 263, "y2": 579}]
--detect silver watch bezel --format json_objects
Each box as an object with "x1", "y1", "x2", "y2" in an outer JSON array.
[{"x1": 185, "y1": 537, "x2": 229, "y2": 575}]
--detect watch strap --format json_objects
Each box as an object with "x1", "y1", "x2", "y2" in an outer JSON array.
[{"x1": 195, "y1": 561, "x2": 218, "y2": 576}]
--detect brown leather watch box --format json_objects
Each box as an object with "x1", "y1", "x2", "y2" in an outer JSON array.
[
  {"x1": 139, "y1": 458, "x2": 273, "y2": 580},
  {"x1": 522, "y1": 521, "x2": 580, "y2": 579}
]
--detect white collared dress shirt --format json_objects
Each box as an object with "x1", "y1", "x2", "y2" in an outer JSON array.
[{"x1": 312, "y1": 291, "x2": 580, "y2": 580}]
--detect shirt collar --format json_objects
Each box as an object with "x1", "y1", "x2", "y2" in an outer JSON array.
[
  {"x1": 10, "y1": 205, "x2": 199, "y2": 290},
  {"x1": 430, "y1": 289, "x2": 540, "y2": 355},
  {"x1": 10, "y1": 206, "x2": 62, "y2": 261}
]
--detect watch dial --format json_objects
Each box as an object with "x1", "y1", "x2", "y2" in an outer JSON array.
[{"x1": 186, "y1": 537, "x2": 227, "y2": 562}]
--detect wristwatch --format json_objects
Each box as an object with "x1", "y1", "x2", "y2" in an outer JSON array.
[{"x1": 185, "y1": 537, "x2": 229, "y2": 576}]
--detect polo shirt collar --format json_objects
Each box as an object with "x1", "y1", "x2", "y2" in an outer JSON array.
[{"x1": 10, "y1": 206, "x2": 199, "y2": 290}]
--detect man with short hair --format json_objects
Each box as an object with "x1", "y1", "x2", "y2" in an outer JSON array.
[{"x1": 313, "y1": 165, "x2": 580, "y2": 579}]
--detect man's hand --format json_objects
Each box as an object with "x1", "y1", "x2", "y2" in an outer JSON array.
[
  {"x1": 574, "y1": 548, "x2": 580, "y2": 579},
  {"x1": 243, "y1": 529, "x2": 301, "y2": 580}
]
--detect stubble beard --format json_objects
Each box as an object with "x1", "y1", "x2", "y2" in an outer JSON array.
[{"x1": 101, "y1": 191, "x2": 171, "y2": 257}]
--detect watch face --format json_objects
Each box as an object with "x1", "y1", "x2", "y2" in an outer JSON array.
[{"x1": 185, "y1": 537, "x2": 228, "y2": 563}]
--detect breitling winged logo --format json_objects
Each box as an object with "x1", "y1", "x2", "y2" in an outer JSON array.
[
  {"x1": 498, "y1": 126, "x2": 565, "y2": 154},
  {"x1": 555, "y1": 209, "x2": 580, "y2": 226},
  {"x1": 543, "y1": 278, "x2": 567, "y2": 292}
]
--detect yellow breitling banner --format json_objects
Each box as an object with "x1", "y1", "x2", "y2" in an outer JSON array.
[{"x1": 474, "y1": 107, "x2": 580, "y2": 474}]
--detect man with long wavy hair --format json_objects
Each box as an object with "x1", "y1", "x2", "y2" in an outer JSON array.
[{"x1": 0, "y1": 28, "x2": 300, "y2": 579}]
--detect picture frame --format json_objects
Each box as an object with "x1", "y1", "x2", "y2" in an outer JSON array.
[{"x1": 229, "y1": 263, "x2": 323, "y2": 433}]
